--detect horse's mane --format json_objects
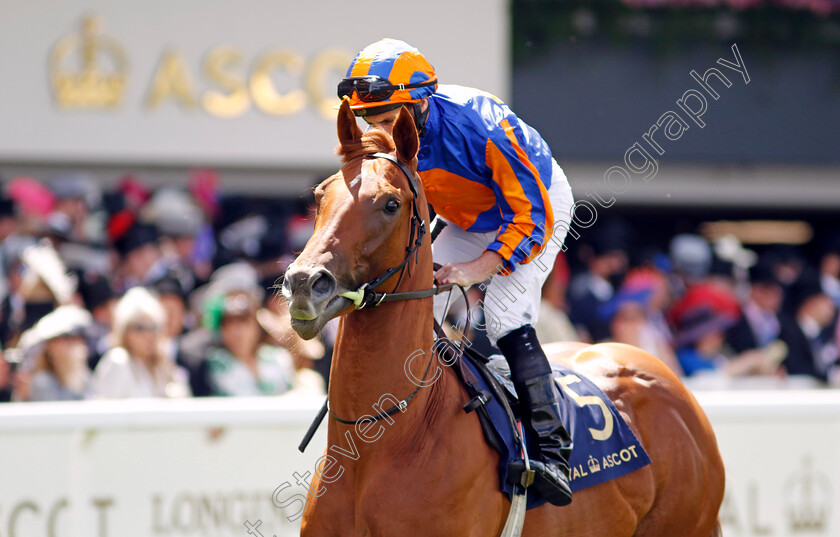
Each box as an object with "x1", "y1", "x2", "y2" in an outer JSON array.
[{"x1": 337, "y1": 129, "x2": 395, "y2": 163}]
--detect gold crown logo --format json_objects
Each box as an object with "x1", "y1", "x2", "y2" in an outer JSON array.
[
  {"x1": 785, "y1": 457, "x2": 832, "y2": 533},
  {"x1": 49, "y1": 15, "x2": 128, "y2": 109},
  {"x1": 587, "y1": 455, "x2": 601, "y2": 474}
]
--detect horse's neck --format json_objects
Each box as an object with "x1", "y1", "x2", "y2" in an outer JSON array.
[
  {"x1": 327, "y1": 250, "x2": 458, "y2": 447},
  {"x1": 330, "y1": 299, "x2": 435, "y2": 416}
]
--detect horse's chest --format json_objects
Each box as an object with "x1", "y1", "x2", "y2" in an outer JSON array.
[{"x1": 304, "y1": 456, "x2": 485, "y2": 536}]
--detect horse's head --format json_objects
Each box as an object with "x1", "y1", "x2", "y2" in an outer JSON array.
[{"x1": 282, "y1": 100, "x2": 426, "y2": 339}]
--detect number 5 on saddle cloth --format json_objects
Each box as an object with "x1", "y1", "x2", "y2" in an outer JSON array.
[{"x1": 452, "y1": 345, "x2": 652, "y2": 510}]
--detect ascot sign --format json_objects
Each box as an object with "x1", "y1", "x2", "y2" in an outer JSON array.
[
  {"x1": 49, "y1": 15, "x2": 352, "y2": 119},
  {"x1": 1, "y1": 1, "x2": 507, "y2": 166}
]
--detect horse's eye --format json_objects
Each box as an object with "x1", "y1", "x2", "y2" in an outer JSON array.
[{"x1": 384, "y1": 199, "x2": 400, "y2": 214}]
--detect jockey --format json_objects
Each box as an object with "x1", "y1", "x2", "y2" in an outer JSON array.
[{"x1": 339, "y1": 39, "x2": 575, "y2": 506}]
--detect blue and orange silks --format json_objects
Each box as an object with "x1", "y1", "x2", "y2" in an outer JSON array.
[{"x1": 418, "y1": 85, "x2": 555, "y2": 273}]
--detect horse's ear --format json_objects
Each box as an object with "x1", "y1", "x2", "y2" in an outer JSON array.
[
  {"x1": 393, "y1": 106, "x2": 419, "y2": 164},
  {"x1": 337, "y1": 99, "x2": 363, "y2": 148}
]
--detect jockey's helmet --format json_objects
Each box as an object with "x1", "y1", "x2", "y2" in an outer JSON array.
[{"x1": 338, "y1": 39, "x2": 437, "y2": 117}]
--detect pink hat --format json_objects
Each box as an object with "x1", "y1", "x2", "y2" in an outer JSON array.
[{"x1": 7, "y1": 177, "x2": 55, "y2": 217}]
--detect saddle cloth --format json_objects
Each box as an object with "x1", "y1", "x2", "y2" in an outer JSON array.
[{"x1": 459, "y1": 350, "x2": 652, "y2": 510}]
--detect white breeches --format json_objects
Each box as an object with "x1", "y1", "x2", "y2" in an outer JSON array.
[{"x1": 432, "y1": 159, "x2": 575, "y2": 345}]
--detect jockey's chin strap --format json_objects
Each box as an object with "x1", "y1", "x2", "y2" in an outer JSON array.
[{"x1": 338, "y1": 152, "x2": 454, "y2": 309}]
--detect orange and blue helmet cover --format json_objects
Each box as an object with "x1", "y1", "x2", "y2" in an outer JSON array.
[{"x1": 343, "y1": 39, "x2": 438, "y2": 109}]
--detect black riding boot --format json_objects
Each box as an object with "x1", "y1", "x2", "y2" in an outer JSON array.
[{"x1": 497, "y1": 325, "x2": 573, "y2": 506}]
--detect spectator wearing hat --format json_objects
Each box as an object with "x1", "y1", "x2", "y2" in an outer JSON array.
[
  {"x1": 567, "y1": 220, "x2": 631, "y2": 343},
  {"x1": 669, "y1": 234, "x2": 713, "y2": 293},
  {"x1": 726, "y1": 260, "x2": 784, "y2": 355},
  {"x1": 178, "y1": 262, "x2": 262, "y2": 395},
  {"x1": 48, "y1": 172, "x2": 101, "y2": 244},
  {"x1": 6, "y1": 176, "x2": 55, "y2": 235},
  {"x1": 709, "y1": 235, "x2": 757, "y2": 295},
  {"x1": 88, "y1": 287, "x2": 191, "y2": 399},
  {"x1": 778, "y1": 271, "x2": 839, "y2": 384},
  {"x1": 625, "y1": 267, "x2": 675, "y2": 347},
  {"x1": 674, "y1": 306, "x2": 734, "y2": 376},
  {"x1": 142, "y1": 188, "x2": 207, "y2": 294},
  {"x1": 203, "y1": 288, "x2": 297, "y2": 397},
  {"x1": 706, "y1": 254, "x2": 739, "y2": 296},
  {"x1": 248, "y1": 218, "x2": 294, "y2": 293},
  {"x1": 765, "y1": 245, "x2": 806, "y2": 315},
  {"x1": 152, "y1": 273, "x2": 190, "y2": 365},
  {"x1": 669, "y1": 281, "x2": 742, "y2": 327},
  {"x1": 78, "y1": 273, "x2": 118, "y2": 369},
  {"x1": 1, "y1": 242, "x2": 78, "y2": 348},
  {"x1": 20, "y1": 241, "x2": 78, "y2": 305},
  {"x1": 191, "y1": 262, "x2": 307, "y2": 396},
  {"x1": 15, "y1": 305, "x2": 92, "y2": 401},
  {"x1": 674, "y1": 305, "x2": 783, "y2": 378},
  {"x1": 602, "y1": 275, "x2": 681, "y2": 375},
  {"x1": 114, "y1": 223, "x2": 165, "y2": 290}
]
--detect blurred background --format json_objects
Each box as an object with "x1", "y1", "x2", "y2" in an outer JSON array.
[{"x1": 0, "y1": 0, "x2": 838, "y2": 536}]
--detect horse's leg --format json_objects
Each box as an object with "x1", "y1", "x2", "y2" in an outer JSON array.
[{"x1": 617, "y1": 372, "x2": 723, "y2": 535}]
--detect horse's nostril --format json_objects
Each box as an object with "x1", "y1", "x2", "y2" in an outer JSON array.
[{"x1": 310, "y1": 270, "x2": 336, "y2": 298}]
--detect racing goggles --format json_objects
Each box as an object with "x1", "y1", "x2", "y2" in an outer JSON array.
[{"x1": 337, "y1": 76, "x2": 437, "y2": 103}]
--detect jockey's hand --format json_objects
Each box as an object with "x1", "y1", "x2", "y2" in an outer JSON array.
[{"x1": 434, "y1": 251, "x2": 504, "y2": 287}]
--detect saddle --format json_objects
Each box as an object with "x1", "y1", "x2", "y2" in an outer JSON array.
[{"x1": 448, "y1": 341, "x2": 652, "y2": 510}]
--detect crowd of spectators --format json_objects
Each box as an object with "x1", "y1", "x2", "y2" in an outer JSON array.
[
  {"x1": 1, "y1": 171, "x2": 838, "y2": 403},
  {"x1": 542, "y1": 222, "x2": 840, "y2": 388},
  {"x1": 0, "y1": 171, "x2": 327, "y2": 402},
  {"x1": 445, "y1": 218, "x2": 840, "y2": 389}
]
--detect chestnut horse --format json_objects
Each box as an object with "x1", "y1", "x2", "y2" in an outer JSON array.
[{"x1": 282, "y1": 101, "x2": 725, "y2": 537}]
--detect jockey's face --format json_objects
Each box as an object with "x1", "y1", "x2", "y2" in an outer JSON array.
[{"x1": 362, "y1": 100, "x2": 427, "y2": 135}]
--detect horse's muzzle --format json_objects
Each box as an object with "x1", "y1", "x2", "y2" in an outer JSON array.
[
  {"x1": 282, "y1": 267, "x2": 337, "y2": 320},
  {"x1": 282, "y1": 266, "x2": 351, "y2": 340}
]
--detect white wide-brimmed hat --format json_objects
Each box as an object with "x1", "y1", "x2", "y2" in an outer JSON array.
[
  {"x1": 18, "y1": 304, "x2": 92, "y2": 361},
  {"x1": 21, "y1": 241, "x2": 77, "y2": 304}
]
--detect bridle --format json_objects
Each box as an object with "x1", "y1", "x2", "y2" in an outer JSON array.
[
  {"x1": 338, "y1": 152, "x2": 454, "y2": 309},
  {"x1": 296, "y1": 151, "x2": 468, "y2": 439}
]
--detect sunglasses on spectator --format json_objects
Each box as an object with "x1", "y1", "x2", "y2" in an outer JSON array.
[
  {"x1": 127, "y1": 323, "x2": 159, "y2": 333},
  {"x1": 337, "y1": 76, "x2": 437, "y2": 103}
]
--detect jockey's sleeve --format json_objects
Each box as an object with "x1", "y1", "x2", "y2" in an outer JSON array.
[{"x1": 483, "y1": 119, "x2": 554, "y2": 274}]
